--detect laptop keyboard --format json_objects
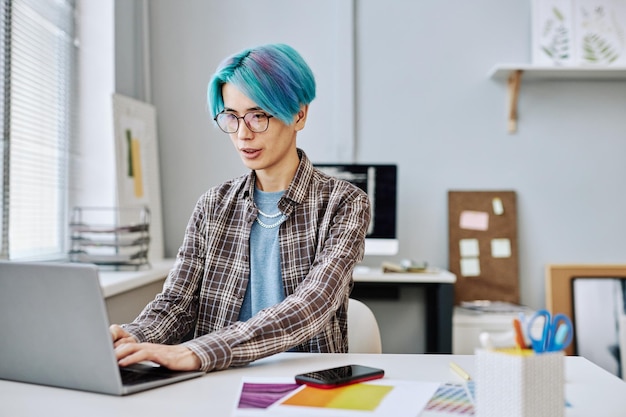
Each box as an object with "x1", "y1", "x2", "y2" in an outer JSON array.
[{"x1": 119, "y1": 364, "x2": 181, "y2": 386}]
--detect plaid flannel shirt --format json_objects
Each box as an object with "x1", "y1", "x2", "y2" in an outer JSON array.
[{"x1": 124, "y1": 149, "x2": 371, "y2": 372}]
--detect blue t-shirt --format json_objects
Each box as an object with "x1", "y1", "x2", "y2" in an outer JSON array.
[{"x1": 238, "y1": 188, "x2": 286, "y2": 322}]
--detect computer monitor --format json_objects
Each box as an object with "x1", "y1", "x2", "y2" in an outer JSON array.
[{"x1": 314, "y1": 163, "x2": 398, "y2": 256}]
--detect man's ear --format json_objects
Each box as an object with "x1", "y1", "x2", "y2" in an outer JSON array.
[{"x1": 294, "y1": 105, "x2": 309, "y2": 131}]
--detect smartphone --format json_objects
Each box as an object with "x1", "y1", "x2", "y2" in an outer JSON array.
[{"x1": 295, "y1": 364, "x2": 384, "y2": 389}]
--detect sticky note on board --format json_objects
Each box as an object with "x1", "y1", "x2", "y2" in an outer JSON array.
[
  {"x1": 460, "y1": 258, "x2": 480, "y2": 277},
  {"x1": 459, "y1": 239, "x2": 480, "y2": 257},
  {"x1": 459, "y1": 211, "x2": 489, "y2": 231},
  {"x1": 492, "y1": 197, "x2": 504, "y2": 215},
  {"x1": 491, "y1": 238, "x2": 511, "y2": 258}
]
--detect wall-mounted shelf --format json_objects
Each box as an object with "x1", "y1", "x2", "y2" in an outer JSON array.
[{"x1": 488, "y1": 63, "x2": 626, "y2": 133}]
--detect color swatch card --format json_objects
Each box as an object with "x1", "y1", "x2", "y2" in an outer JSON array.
[
  {"x1": 232, "y1": 377, "x2": 439, "y2": 416},
  {"x1": 420, "y1": 382, "x2": 476, "y2": 416}
]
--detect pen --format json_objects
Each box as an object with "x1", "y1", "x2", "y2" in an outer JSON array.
[
  {"x1": 449, "y1": 361, "x2": 471, "y2": 381},
  {"x1": 513, "y1": 318, "x2": 526, "y2": 349}
]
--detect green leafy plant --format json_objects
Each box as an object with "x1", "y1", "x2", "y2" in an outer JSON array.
[
  {"x1": 541, "y1": 7, "x2": 570, "y2": 64},
  {"x1": 581, "y1": 33, "x2": 620, "y2": 64}
]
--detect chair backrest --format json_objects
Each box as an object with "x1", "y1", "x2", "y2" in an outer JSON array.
[{"x1": 347, "y1": 298, "x2": 383, "y2": 353}]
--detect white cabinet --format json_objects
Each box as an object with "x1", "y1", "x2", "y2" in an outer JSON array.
[{"x1": 452, "y1": 307, "x2": 540, "y2": 354}]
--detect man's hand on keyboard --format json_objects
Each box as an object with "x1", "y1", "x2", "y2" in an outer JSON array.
[
  {"x1": 114, "y1": 340, "x2": 201, "y2": 371},
  {"x1": 110, "y1": 324, "x2": 138, "y2": 347}
]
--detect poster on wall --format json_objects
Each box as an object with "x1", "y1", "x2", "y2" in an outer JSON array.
[
  {"x1": 112, "y1": 93, "x2": 164, "y2": 263},
  {"x1": 531, "y1": 0, "x2": 626, "y2": 66}
]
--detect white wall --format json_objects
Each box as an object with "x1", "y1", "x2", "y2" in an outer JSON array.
[
  {"x1": 146, "y1": 0, "x2": 355, "y2": 253},
  {"x1": 75, "y1": 0, "x2": 116, "y2": 209},
  {"x1": 115, "y1": 0, "x2": 626, "y2": 353},
  {"x1": 354, "y1": 0, "x2": 626, "y2": 310}
]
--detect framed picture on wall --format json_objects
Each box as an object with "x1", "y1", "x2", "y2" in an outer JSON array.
[
  {"x1": 112, "y1": 93, "x2": 164, "y2": 263},
  {"x1": 531, "y1": 0, "x2": 576, "y2": 66},
  {"x1": 531, "y1": 0, "x2": 626, "y2": 66}
]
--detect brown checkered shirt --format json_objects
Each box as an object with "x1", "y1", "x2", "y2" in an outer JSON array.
[{"x1": 124, "y1": 149, "x2": 371, "y2": 372}]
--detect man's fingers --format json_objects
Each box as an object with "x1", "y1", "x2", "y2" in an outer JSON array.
[
  {"x1": 110, "y1": 324, "x2": 137, "y2": 345},
  {"x1": 113, "y1": 336, "x2": 138, "y2": 348},
  {"x1": 114, "y1": 342, "x2": 201, "y2": 371},
  {"x1": 109, "y1": 324, "x2": 125, "y2": 341},
  {"x1": 115, "y1": 343, "x2": 150, "y2": 367}
]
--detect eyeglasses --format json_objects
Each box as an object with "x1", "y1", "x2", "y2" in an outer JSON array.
[{"x1": 214, "y1": 111, "x2": 274, "y2": 134}]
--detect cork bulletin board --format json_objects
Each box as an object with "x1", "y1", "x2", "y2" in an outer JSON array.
[{"x1": 448, "y1": 191, "x2": 519, "y2": 305}]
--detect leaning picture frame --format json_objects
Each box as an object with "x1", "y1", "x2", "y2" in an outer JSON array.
[
  {"x1": 546, "y1": 264, "x2": 626, "y2": 377},
  {"x1": 112, "y1": 93, "x2": 164, "y2": 263}
]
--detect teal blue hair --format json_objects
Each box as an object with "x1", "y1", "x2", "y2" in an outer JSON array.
[{"x1": 208, "y1": 44, "x2": 316, "y2": 126}]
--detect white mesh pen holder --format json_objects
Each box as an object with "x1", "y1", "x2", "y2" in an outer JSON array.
[{"x1": 476, "y1": 349, "x2": 564, "y2": 417}]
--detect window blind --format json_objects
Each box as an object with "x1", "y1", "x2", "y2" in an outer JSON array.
[{"x1": 0, "y1": 0, "x2": 76, "y2": 260}]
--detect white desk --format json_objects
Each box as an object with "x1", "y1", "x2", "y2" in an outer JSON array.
[
  {"x1": 1, "y1": 352, "x2": 624, "y2": 416},
  {"x1": 98, "y1": 263, "x2": 456, "y2": 295},
  {"x1": 99, "y1": 259, "x2": 174, "y2": 298},
  {"x1": 98, "y1": 259, "x2": 173, "y2": 324},
  {"x1": 353, "y1": 268, "x2": 456, "y2": 353}
]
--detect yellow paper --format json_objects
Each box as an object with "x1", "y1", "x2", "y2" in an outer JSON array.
[
  {"x1": 494, "y1": 347, "x2": 535, "y2": 356},
  {"x1": 281, "y1": 383, "x2": 393, "y2": 411},
  {"x1": 130, "y1": 138, "x2": 144, "y2": 198}
]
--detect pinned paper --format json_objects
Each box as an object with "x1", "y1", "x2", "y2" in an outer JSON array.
[
  {"x1": 491, "y1": 238, "x2": 511, "y2": 258},
  {"x1": 459, "y1": 211, "x2": 489, "y2": 231},
  {"x1": 460, "y1": 258, "x2": 480, "y2": 277},
  {"x1": 459, "y1": 239, "x2": 480, "y2": 257},
  {"x1": 492, "y1": 197, "x2": 504, "y2": 215}
]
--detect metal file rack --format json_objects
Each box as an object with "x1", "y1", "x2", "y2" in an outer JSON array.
[{"x1": 69, "y1": 206, "x2": 151, "y2": 270}]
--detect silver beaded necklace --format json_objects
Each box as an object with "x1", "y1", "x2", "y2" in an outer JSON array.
[
  {"x1": 257, "y1": 209, "x2": 282, "y2": 218},
  {"x1": 255, "y1": 210, "x2": 286, "y2": 229},
  {"x1": 254, "y1": 187, "x2": 286, "y2": 229}
]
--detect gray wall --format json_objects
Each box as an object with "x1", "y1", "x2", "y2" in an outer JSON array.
[
  {"x1": 354, "y1": 1, "x2": 626, "y2": 312},
  {"x1": 115, "y1": 0, "x2": 626, "y2": 352},
  {"x1": 146, "y1": 0, "x2": 356, "y2": 256}
]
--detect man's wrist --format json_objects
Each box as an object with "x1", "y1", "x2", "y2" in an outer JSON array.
[{"x1": 184, "y1": 348, "x2": 202, "y2": 371}]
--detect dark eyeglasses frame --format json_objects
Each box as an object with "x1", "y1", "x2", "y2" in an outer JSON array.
[{"x1": 214, "y1": 111, "x2": 274, "y2": 134}]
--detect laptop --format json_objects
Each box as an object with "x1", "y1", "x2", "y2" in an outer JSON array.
[{"x1": 0, "y1": 261, "x2": 204, "y2": 395}]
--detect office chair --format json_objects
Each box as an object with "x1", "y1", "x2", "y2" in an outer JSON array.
[{"x1": 347, "y1": 298, "x2": 383, "y2": 353}]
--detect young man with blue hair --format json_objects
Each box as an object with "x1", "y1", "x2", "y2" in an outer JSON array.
[{"x1": 111, "y1": 44, "x2": 371, "y2": 372}]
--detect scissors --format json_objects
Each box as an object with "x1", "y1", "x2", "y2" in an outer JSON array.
[{"x1": 527, "y1": 309, "x2": 573, "y2": 353}]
